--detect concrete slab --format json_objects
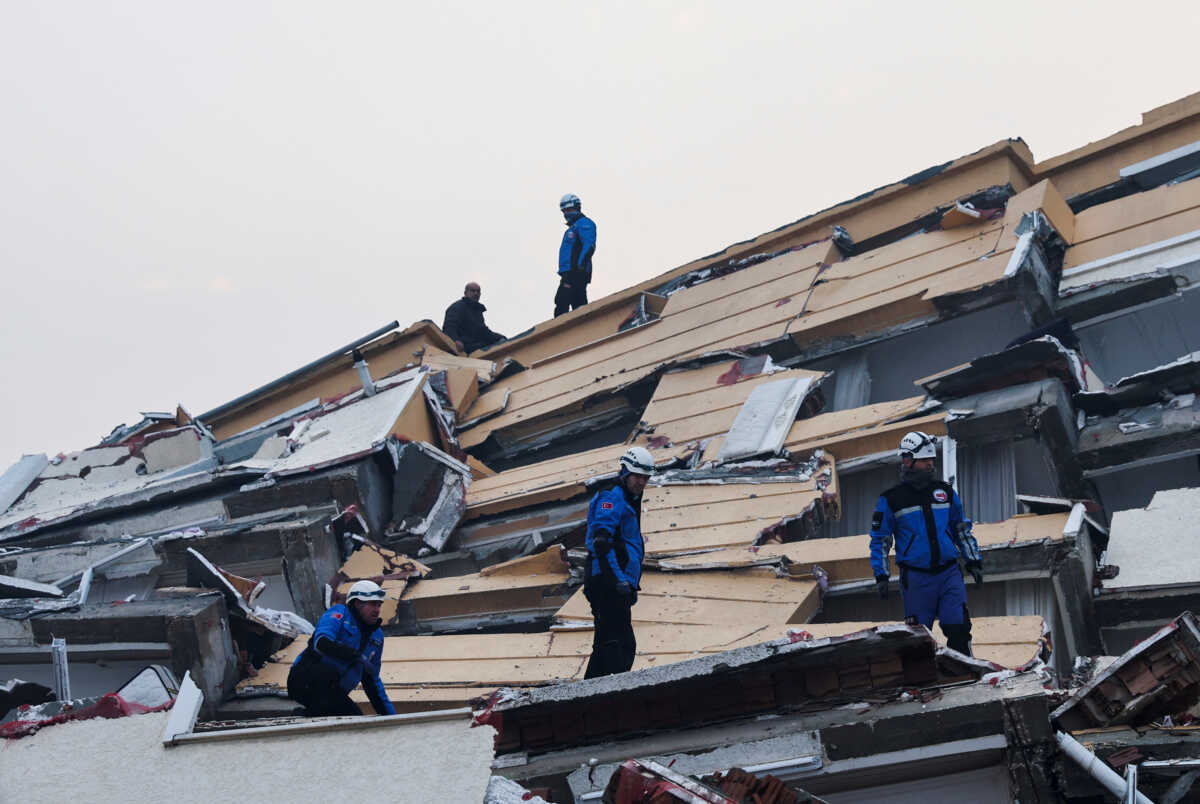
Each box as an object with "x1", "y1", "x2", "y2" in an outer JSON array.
[{"x1": 1105, "y1": 487, "x2": 1200, "y2": 591}]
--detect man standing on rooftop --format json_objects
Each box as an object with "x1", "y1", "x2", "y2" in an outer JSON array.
[
  {"x1": 554, "y1": 193, "x2": 596, "y2": 317},
  {"x1": 583, "y1": 446, "x2": 652, "y2": 678},
  {"x1": 868, "y1": 431, "x2": 984, "y2": 656}
]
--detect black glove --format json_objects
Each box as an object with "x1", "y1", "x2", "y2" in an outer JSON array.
[
  {"x1": 630, "y1": 589, "x2": 638, "y2": 606},
  {"x1": 315, "y1": 635, "x2": 360, "y2": 663},
  {"x1": 615, "y1": 581, "x2": 633, "y2": 599},
  {"x1": 875, "y1": 574, "x2": 889, "y2": 600},
  {"x1": 966, "y1": 561, "x2": 984, "y2": 588}
]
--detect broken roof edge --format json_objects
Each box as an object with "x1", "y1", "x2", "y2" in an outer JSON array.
[
  {"x1": 478, "y1": 141, "x2": 1037, "y2": 363},
  {"x1": 1036, "y1": 91, "x2": 1200, "y2": 175},
  {"x1": 195, "y1": 320, "x2": 455, "y2": 430},
  {"x1": 0, "y1": 465, "x2": 256, "y2": 544},
  {"x1": 476, "y1": 623, "x2": 938, "y2": 716}
]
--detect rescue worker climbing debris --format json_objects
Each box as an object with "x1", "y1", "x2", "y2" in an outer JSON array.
[
  {"x1": 287, "y1": 579, "x2": 396, "y2": 716},
  {"x1": 554, "y1": 193, "x2": 596, "y2": 317},
  {"x1": 583, "y1": 446, "x2": 651, "y2": 678},
  {"x1": 868, "y1": 431, "x2": 984, "y2": 656}
]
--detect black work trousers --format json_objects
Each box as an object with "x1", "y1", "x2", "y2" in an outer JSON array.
[
  {"x1": 583, "y1": 581, "x2": 635, "y2": 679},
  {"x1": 287, "y1": 653, "x2": 362, "y2": 716},
  {"x1": 553, "y1": 271, "x2": 589, "y2": 317}
]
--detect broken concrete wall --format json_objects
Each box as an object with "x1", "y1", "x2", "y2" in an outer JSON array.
[
  {"x1": 388, "y1": 442, "x2": 468, "y2": 551},
  {"x1": 28, "y1": 596, "x2": 238, "y2": 719},
  {"x1": 225, "y1": 457, "x2": 393, "y2": 535}
]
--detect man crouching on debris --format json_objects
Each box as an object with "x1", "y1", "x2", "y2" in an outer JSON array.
[
  {"x1": 868, "y1": 432, "x2": 984, "y2": 656},
  {"x1": 287, "y1": 580, "x2": 396, "y2": 717},
  {"x1": 583, "y1": 446, "x2": 653, "y2": 678}
]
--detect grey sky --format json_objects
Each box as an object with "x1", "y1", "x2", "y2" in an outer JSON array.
[{"x1": 2, "y1": 2, "x2": 1198, "y2": 465}]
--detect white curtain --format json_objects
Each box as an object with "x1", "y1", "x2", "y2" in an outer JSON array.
[
  {"x1": 830, "y1": 349, "x2": 871, "y2": 412},
  {"x1": 957, "y1": 441, "x2": 1017, "y2": 524}
]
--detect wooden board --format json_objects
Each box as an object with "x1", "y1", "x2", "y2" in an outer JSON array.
[
  {"x1": 422, "y1": 345, "x2": 495, "y2": 383},
  {"x1": 453, "y1": 186, "x2": 1056, "y2": 446},
  {"x1": 657, "y1": 512, "x2": 1070, "y2": 579},
  {"x1": 555, "y1": 571, "x2": 819, "y2": 627},
  {"x1": 464, "y1": 441, "x2": 692, "y2": 520},
  {"x1": 635, "y1": 362, "x2": 826, "y2": 447},
  {"x1": 784, "y1": 412, "x2": 947, "y2": 462},
  {"x1": 245, "y1": 614, "x2": 1045, "y2": 698}
]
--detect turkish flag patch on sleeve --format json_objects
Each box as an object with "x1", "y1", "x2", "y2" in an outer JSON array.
[
  {"x1": 331, "y1": 612, "x2": 343, "y2": 620},
  {"x1": 601, "y1": 502, "x2": 614, "y2": 510}
]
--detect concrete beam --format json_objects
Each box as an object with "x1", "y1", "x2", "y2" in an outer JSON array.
[
  {"x1": 225, "y1": 458, "x2": 393, "y2": 535},
  {"x1": 1078, "y1": 399, "x2": 1200, "y2": 471}
]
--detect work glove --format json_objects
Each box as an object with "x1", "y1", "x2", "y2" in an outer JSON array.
[
  {"x1": 966, "y1": 561, "x2": 984, "y2": 588},
  {"x1": 615, "y1": 581, "x2": 633, "y2": 599},
  {"x1": 875, "y1": 574, "x2": 889, "y2": 600}
]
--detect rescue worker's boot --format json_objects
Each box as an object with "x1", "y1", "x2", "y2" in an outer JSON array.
[{"x1": 943, "y1": 622, "x2": 973, "y2": 656}]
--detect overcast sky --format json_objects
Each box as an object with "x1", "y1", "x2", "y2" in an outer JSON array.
[{"x1": 2, "y1": 2, "x2": 1199, "y2": 465}]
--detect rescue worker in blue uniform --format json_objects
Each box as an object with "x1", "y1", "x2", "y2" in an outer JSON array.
[
  {"x1": 869, "y1": 432, "x2": 984, "y2": 656},
  {"x1": 287, "y1": 579, "x2": 396, "y2": 716},
  {"x1": 554, "y1": 193, "x2": 596, "y2": 317},
  {"x1": 583, "y1": 446, "x2": 652, "y2": 678}
]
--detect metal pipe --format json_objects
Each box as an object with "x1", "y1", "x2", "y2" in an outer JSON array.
[
  {"x1": 51, "y1": 637, "x2": 71, "y2": 701},
  {"x1": 196, "y1": 320, "x2": 400, "y2": 424},
  {"x1": 352, "y1": 348, "x2": 376, "y2": 397},
  {"x1": 1056, "y1": 731, "x2": 1154, "y2": 804},
  {"x1": 1126, "y1": 764, "x2": 1140, "y2": 804}
]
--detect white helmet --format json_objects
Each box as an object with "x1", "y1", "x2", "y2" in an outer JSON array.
[
  {"x1": 619, "y1": 445, "x2": 656, "y2": 476},
  {"x1": 559, "y1": 193, "x2": 581, "y2": 211},
  {"x1": 346, "y1": 579, "x2": 387, "y2": 603},
  {"x1": 898, "y1": 431, "x2": 938, "y2": 460}
]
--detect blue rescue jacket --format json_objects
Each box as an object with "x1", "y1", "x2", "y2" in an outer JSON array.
[
  {"x1": 559, "y1": 212, "x2": 596, "y2": 280},
  {"x1": 586, "y1": 484, "x2": 644, "y2": 588},
  {"x1": 869, "y1": 479, "x2": 976, "y2": 577},
  {"x1": 293, "y1": 603, "x2": 395, "y2": 715}
]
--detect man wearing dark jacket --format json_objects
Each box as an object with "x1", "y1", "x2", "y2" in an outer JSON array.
[
  {"x1": 555, "y1": 193, "x2": 596, "y2": 317},
  {"x1": 869, "y1": 431, "x2": 984, "y2": 656},
  {"x1": 287, "y1": 580, "x2": 396, "y2": 716},
  {"x1": 583, "y1": 446, "x2": 652, "y2": 678},
  {"x1": 442, "y1": 282, "x2": 505, "y2": 354}
]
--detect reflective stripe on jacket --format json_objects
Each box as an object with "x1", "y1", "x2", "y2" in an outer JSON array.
[{"x1": 869, "y1": 480, "x2": 971, "y2": 577}]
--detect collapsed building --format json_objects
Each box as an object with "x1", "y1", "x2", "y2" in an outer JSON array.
[{"x1": 7, "y1": 92, "x2": 1200, "y2": 802}]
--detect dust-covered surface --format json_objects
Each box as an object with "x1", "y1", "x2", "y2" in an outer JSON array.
[
  {"x1": 1105, "y1": 487, "x2": 1200, "y2": 590},
  {"x1": 485, "y1": 775, "x2": 551, "y2": 804},
  {"x1": 0, "y1": 709, "x2": 496, "y2": 803},
  {"x1": 234, "y1": 374, "x2": 423, "y2": 476}
]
